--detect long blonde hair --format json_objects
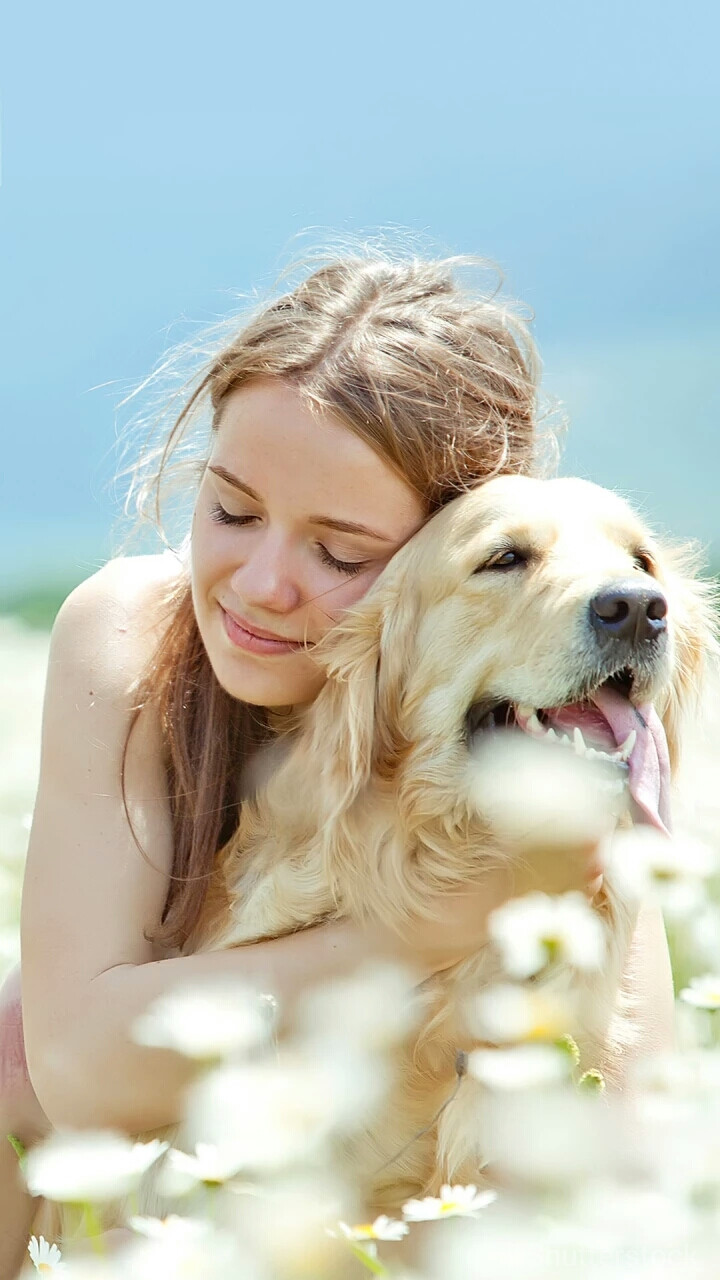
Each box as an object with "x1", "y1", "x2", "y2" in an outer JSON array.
[{"x1": 117, "y1": 243, "x2": 555, "y2": 950}]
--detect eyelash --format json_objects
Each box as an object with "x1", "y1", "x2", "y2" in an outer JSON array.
[{"x1": 207, "y1": 503, "x2": 369, "y2": 577}]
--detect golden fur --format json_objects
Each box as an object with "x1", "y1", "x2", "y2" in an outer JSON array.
[
  {"x1": 185, "y1": 475, "x2": 715, "y2": 1209},
  {"x1": 43, "y1": 475, "x2": 717, "y2": 1242}
]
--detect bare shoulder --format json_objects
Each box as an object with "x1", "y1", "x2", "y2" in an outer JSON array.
[
  {"x1": 59, "y1": 549, "x2": 184, "y2": 628},
  {"x1": 51, "y1": 551, "x2": 186, "y2": 697},
  {"x1": 42, "y1": 550, "x2": 187, "y2": 820}
]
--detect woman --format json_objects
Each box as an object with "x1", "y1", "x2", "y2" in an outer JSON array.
[{"x1": 0, "y1": 249, "x2": 674, "y2": 1272}]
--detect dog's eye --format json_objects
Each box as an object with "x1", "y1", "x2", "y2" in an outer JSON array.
[
  {"x1": 478, "y1": 549, "x2": 528, "y2": 572},
  {"x1": 632, "y1": 549, "x2": 654, "y2": 574}
]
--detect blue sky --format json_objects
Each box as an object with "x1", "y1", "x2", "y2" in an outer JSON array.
[{"x1": 2, "y1": 0, "x2": 719, "y2": 590}]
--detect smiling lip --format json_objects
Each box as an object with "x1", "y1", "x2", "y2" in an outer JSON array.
[{"x1": 220, "y1": 606, "x2": 311, "y2": 655}]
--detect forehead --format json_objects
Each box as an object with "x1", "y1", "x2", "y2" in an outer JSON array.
[{"x1": 212, "y1": 379, "x2": 424, "y2": 534}]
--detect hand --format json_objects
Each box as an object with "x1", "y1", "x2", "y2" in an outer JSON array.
[{"x1": 365, "y1": 836, "x2": 605, "y2": 978}]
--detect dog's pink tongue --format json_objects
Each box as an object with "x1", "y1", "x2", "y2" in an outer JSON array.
[
  {"x1": 547, "y1": 689, "x2": 671, "y2": 834},
  {"x1": 592, "y1": 688, "x2": 671, "y2": 834}
]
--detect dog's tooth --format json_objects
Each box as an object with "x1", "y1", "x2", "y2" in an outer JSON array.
[
  {"x1": 517, "y1": 704, "x2": 535, "y2": 720},
  {"x1": 616, "y1": 730, "x2": 637, "y2": 762},
  {"x1": 572, "y1": 727, "x2": 587, "y2": 757},
  {"x1": 546, "y1": 727, "x2": 558, "y2": 741},
  {"x1": 527, "y1": 712, "x2": 544, "y2": 735}
]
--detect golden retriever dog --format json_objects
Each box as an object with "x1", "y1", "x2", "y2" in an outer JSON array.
[
  {"x1": 40, "y1": 475, "x2": 716, "y2": 1247},
  {"x1": 181, "y1": 474, "x2": 714, "y2": 1212}
]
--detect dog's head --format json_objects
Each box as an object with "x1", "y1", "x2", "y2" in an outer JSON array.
[{"x1": 310, "y1": 475, "x2": 717, "y2": 841}]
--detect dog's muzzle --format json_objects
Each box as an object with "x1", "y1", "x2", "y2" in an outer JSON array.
[{"x1": 589, "y1": 579, "x2": 668, "y2": 646}]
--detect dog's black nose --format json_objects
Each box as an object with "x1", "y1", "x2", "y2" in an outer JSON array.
[{"x1": 590, "y1": 580, "x2": 668, "y2": 643}]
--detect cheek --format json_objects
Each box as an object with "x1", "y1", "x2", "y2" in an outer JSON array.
[
  {"x1": 190, "y1": 512, "x2": 226, "y2": 582},
  {"x1": 307, "y1": 566, "x2": 385, "y2": 630},
  {"x1": 189, "y1": 523, "x2": 226, "y2": 633}
]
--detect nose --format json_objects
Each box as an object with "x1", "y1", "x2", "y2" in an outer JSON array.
[
  {"x1": 589, "y1": 579, "x2": 668, "y2": 643},
  {"x1": 230, "y1": 534, "x2": 301, "y2": 614}
]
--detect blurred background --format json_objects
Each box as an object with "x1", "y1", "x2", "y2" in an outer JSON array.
[{"x1": 1, "y1": 0, "x2": 719, "y2": 625}]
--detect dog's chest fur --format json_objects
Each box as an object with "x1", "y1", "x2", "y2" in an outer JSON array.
[{"x1": 188, "y1": 752, "x2": 640, "y2": 1211}]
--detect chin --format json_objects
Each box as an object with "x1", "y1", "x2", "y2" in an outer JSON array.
[{"x1": 209, "y1": 646, "x2": 326, "y2": 708}]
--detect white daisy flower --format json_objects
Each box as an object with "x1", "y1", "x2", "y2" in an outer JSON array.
[
  {"x1": 606, "y1": 828, "x2": 720, "y2": 919},
  {"x1": 402, "y1": 1183, "x2": 496, "y2": 1221},
  {"x1": 687, "y1": 904, "x2": 720, "y2": 973},
  {"x1": 466, "y1": 982, "x2": 573, "y2": 1044},
  {"x1": 295, "y1": 961, "x2": 420, "y2": 1055},
  {"x1": 488, "y1": 891, "x2": 605, "y2": 979},
  {"x1": 469, "y1": 1043, "x2": 573, "y2": 1090},
  {"x1": 679, "y1": 974, "x2": 720, "y2": 1010},
  {"x1": 334, "y1": 1215, "x2": 409, "y2": 1242},
  {"x1": 28, "y1": 1235, "x2": 65, "y2": 1273},
  {"x1": 468, "y1": 730, "x2": 617, "y2": 849},
  {"x1": 476, "y1": 1084, "x2": 616, "y2": 1187},
  {"x1": 551, "y1": 1178, "x2": 697, "y2": 1259},
  {"x1": 24, "y1": 1131, "x2": 167, "y2": 1204},
  {"x1": 155, "y1": 1143, "x2": 245, "y2": 1197},
  {"x1": 117, "y1": 1220, "x2": 255, "y2": 1280},
  {"x1": 633, "y1": 1048, "x2": 720, "y2": 1098},
  {"x1": 185, "y1": 1048, "x2": 380, "y2": 1173},
  {"x1": 131, "y1": 979, "x2": 269, "y2": 1061}
]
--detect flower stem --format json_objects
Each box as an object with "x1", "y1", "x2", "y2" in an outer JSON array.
[
  {"x1": 6, "y1": 1133, "x2": 26, "y2": 1162},
  {"x1": 205, "y1": 1181, "x2": 220, "y2": 1222},
  {"x1": 348, "y1": 1242, "x2": 391, "y2": 1276},
  {"x1": 80, "y1": 1202, "x2": 106, "y2": 1256}
]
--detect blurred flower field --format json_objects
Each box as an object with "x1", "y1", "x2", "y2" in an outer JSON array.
[
  {"x1": 4, "y1": 615, "x2": 720, "y2": 1278},
  {"x1": 0, "y1": 619, "x2": 51, "y2": 988}
]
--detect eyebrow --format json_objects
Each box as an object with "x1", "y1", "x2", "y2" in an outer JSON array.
[{"x1": 208, "y1": 464, "x2": 397, "y2": 542}]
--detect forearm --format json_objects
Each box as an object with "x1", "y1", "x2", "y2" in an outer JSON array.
[
  {"x1": 611, "y1": 898, "x2": 676, "y2": 1092},
  {"x1": 26, "y1": 847, "x2": 613, "y2": 1136},
  {"x1": 27, "y1": 920, "x2": 372, "y2": 1135}
]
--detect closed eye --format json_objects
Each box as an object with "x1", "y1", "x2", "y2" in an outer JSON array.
[
  {"x1": 208, "y1": 503, "x2": 256, "y2": 528},
  {"x1": 207, "y1": 503, "x2": 370, "y2": 577}
]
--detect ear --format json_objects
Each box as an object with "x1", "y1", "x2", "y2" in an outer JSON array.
[
  {"x1": 305, "y1": 563, "x2": 422, "y2": 816},
  {"x1": 657, "y1": 542, "x2": 719, "y2": 774}
]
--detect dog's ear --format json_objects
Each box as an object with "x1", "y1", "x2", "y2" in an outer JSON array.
[
  {"x1": 657, "y1": 543, "x2": 719, "y2": 773},
  {"x1": 306, "y1": 562, "x2": 421, "y2": 815}
]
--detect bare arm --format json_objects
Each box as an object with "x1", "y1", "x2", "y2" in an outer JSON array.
[
  {"x1": 612, "y1": 897, "x2": 676, "y2": 1089},
  {"x1": 19, "y1": 563, "x2": 375, "y2": 1134},
  {"x1": 53, "y1": 925, "x2": 377, "y2": 1132}
]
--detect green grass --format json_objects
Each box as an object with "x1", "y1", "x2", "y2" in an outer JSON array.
[{"x1": 0, "y1": 578, "x2": 86, "y2": 630}]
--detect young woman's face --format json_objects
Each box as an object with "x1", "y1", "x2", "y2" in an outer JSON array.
[{"x1": 191, "y1": 378, "x2": 425, "y2": 706}]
